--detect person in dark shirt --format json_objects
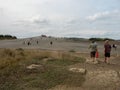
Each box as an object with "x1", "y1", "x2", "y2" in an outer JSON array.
[
  {"x1": 113, "y1": 44, "x2": 117, "y2": 50},
  {"x1": 104, "y1": 40, "x2": 111, "y2": 64},
  {"x1": 50, "y1": 41, "x2": 53, "y2": 45}
]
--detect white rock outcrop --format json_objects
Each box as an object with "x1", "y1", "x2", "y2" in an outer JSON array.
[{"x1": 69, "y1": 68, "x2": 86, "y2": 74}]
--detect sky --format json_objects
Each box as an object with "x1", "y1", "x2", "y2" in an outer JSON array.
[{"x1": 0, "y1": 0, "x2": 120, "y2": 39}]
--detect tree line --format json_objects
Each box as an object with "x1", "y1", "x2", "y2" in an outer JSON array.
[
  {"x1": 89, "y1": 38, "x2": 115, "y2": 41},
  {"x1": 65, "y1": 37, "x2": 115, "y2": 42},
  {"x1": 0, "y1": 35, "x2": 17, "y2": 40}
]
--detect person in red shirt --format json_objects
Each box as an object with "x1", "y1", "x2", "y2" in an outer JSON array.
[{"x1": 104, "y1": 40, "x2": 111, "y2": 64}]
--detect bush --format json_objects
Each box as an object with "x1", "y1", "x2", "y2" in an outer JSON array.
[
  {"x1": 89, "y1": 38, "x2": 115, "y2": 41},
  {"x1": 0, "y1": 34, "x2": 17, "y2": 40},
  {"x1": 2, "y1": 49, "x2": 15, "y2": 57}
]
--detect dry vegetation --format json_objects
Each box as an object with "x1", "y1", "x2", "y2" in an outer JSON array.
[{"x1": 0, "y1": 48, "x2": 86, "y2": 90}]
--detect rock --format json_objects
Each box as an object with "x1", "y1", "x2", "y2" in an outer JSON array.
[
  {"x1": 69, "y1": 68, "x2": 86, "y2": 74},
  {"x1": 93, "y1": 60, "x2": 99, "y2": 64},
  {"x1": 86, "y1": 59, "x2": 98, "y2": 64},
  {"x1": 26, "y1": 64, "x2": 46, "y2": 73},
  {"x1": 42, "y1": 57, "x2": 53, "y2": 62},
  {"x1": 26, "y1": 64, "x2": 43, "y2": 69}
]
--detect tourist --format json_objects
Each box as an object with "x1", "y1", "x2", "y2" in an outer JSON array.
[
  {"x1": 104, "y1": 40, "x2": 111, "y2": 64},
  {"x1": 89, "y1": 41, "x2": 98, "y2": 62}
]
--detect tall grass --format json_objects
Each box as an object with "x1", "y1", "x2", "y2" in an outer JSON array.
[{"x1": 0, "y1": 49, "x2": 86, "y2": 90}]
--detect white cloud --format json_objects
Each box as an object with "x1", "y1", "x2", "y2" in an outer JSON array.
[
  {"x1": 62, "y1": 30, "x2": 106, "y2": 36},
  {"x1": 61, "y1": 30, "x2": 120, "y2": 39},
  {"x1": 29, "y1": 15, "x2": 50, "y2": 25},
  {"x1": 86, "y1": 10, "x2": 120, "y2": 21},
  {"x1": 0, "y1": 8, "x2": 3, "y2": 15},
  {"x1": 0, "y1": 0, "x2": 120, "y2": 39}
]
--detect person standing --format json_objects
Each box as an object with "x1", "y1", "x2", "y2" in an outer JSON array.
[
  {"x1": 104, "y1": 40, "x2": 111, "y2": 64},
  {"x1": 89, "y1": 41, "x2": 98, "y2": 62},
  {"x1": 36, "y1": 40, "x2": 39, "y2": 44},
  {"x1": 50, "y1": 41, "x2": 53, "y2": 45},
  {"x1": 113, "y1": 44, "x2": 117, "y2": 51}
]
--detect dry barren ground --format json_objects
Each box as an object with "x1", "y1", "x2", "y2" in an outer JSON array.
[{"x1": 49, "y1": 55, "x2": 120, "y2": 90}]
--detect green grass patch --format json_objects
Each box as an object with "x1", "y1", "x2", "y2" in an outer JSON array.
[
  {"x1": 46, "y1": 57, "x2": 85, "y2": 66},
  {"x1": 21, "y1": 65, "x2": 85, "y2": 90}
]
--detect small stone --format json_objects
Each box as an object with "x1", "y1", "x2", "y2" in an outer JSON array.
[
  {"x1": 69, "y1": 68, "x2": 86, "y2": 74},
  {"x1": 93, "y1": 60, "x2": 99, "y2": 64},
  {"x1": 27, "y1": 64, "x2": 42, "y2": 69}
]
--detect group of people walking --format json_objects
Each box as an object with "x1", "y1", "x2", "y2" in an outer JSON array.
[{"x1": 89, "y1": 40, "x2": 117, "y2": 64}]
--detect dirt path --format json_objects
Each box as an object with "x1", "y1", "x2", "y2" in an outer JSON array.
[{"x1": 49, "y1": 54, "x2": 120, "y2": 90}]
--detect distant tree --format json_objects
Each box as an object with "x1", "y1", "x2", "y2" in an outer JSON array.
[
  {"x1": 0, "y1": 35, "x2": 4, "y2": 39},
  {"x1": 41, "y1": 35, "x2": 47, "y2": 37},
  {"x1": 65, "y1": 37, "x2": 86, "y2": 42},
  {"x1": 0, "y1": 34, "x2": 17, "y2": 40},
  {"x1": 89, "y1": 38, "x2": 103, "y2": 41},
  {"x1": 103, "y1": 38, "x2": 114, "y2": 41},
  {"x1": 89, "y1": 38, "x2": 114, "y2": 41}
]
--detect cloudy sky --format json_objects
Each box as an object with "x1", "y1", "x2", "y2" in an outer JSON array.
[{"x1": 0, "y1": 0, "x2": 120, "y2": 39}]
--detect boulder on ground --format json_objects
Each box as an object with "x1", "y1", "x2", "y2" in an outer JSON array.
[
  {"x1": 26, "y1": 64, "x2": 42, "y2": 69},
  {"x1": 69, "y1": 67, "x2": 86, "y2": 74}
]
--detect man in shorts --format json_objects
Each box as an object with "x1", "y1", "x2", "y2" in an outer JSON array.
[
  {"x1": 89, "y1": 41, "x2": 98, "y2": 62},
  {"x1": 104, "y1": 40, "x2": 111, "y2": 64}
]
